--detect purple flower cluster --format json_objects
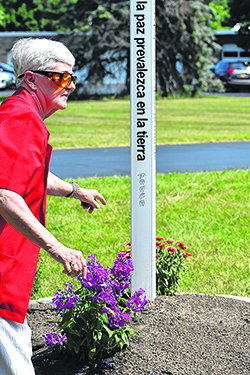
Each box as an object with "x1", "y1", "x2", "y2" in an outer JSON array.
[
  {"x1": 52, "y1": 282, "x2": 80, "y2": 310},
  {"x1": 78, "y1": 254, "x2": 110, "y2": 292},
  {"x1": 77, "y1": 253, "x2": 147, "y2": 329},
  {"x1": 110, "y1": 253, "x2": 134, "y2": 293},
  {"x1": 126, "y1": 288, "x2": 148, "y2": 312},
  {"x1": 43, "y1": 324, "x2": 66, "y2": 346},
  {"x1": 44, "y1": 253, "x2": 148, "y2": 352},
  {"x1": 102, "y1": 305, "x2": 132, "y2": 329}
]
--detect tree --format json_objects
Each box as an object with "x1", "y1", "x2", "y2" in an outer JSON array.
[
  {"x1": 66, "y1": 1, "x2": 131, "y2": 93},
  {"x1": 0, "y1": 0, "x2": 75, "y2": 31},
  {"x1": 0, "y1": 0, "x2": 220, "y2": 96},
  {"x1": 156, "y1": 0, "x2": 220, "y2": 96},
  {"x1": 208, "y1": 0, "x2": 230, "y2": 30},
  {"x1": 68, "y1": 0, "x2": 220, "y2": 97}
]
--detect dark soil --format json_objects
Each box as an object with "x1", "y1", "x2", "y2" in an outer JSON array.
[{"x1": 27, "y1": 294, "x2": 250, "y2": 375}]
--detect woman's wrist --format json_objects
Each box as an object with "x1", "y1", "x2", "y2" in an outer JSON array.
[{"x1": 65, "y1": 182, "x2": 80, "y2": 198}]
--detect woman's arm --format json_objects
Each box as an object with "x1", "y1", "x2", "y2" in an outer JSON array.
[
  {"x1": 47, "y1": 171, "x2": 107, "y2": 214},
  {"x1": 0, "y1": 188, "x2": 87, "y2": 278}
]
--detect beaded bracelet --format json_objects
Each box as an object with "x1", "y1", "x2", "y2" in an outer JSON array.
[{"x1": 65, "y1": 182, "x2": 80, "y2": 198}]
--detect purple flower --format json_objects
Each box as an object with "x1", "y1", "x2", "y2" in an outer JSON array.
[
  {"x1": 92, "y1": 287, "x2": 116, "y2": 307},
  {"x1": 78, "y1": 254, "x2": 111, "y2": 292},
  {"x1": 105, "y1": 305, "x2": 132, "y2": 329},
  {"x1": 109, "y1": 253, "x2": 134, "y2": 292},
  {"x1": 52, "y1": 282, "x2": 80, "y2": 310},
  {"x1": 126, "y1": 288, "x2": 148, "y2": 312},
  {"x1": 43, "y1": 331, "x2": 66, "y2": 346},
  {"x1": 102, "y1": 307, "x2": 110, "y2": 314}
]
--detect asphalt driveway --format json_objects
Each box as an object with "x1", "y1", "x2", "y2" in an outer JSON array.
[{"x1": 50, "y1": 141, "x2": 250, "y2": 179}]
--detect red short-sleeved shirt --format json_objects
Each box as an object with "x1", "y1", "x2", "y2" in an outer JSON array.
[{"x1": 0, "y1": 87, "x2": 52, "y2": 323}]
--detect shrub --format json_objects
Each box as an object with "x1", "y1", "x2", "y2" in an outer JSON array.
[
  {"x1": 124, "y1": 238, "x2": 192, "y2": 296},
  {"x1": 43, "y1": 253, "x2": 147, "y2": 361}
]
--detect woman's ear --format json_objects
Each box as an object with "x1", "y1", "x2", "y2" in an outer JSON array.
[{"x1": 24, "y1": 72, "x2": 36, "y2": 90}]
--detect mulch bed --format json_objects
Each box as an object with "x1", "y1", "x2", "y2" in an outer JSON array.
[{"x1": 27, "y1": 294, "x2": 250, "y2": 375}]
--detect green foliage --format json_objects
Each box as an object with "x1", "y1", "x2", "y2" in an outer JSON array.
[
  {"x1": 124, "y1": 238, "x2": 193, "y2": 296},
  {"x1": 0, "y1": 0, "x2": 76, "y2": 31},
  {"x1": 0, "y1": 4, "x2": 5, "y2": 27},
  {"x1": 43, "y1": 254, "x2": 147, "y2": 361},
  {"x1": 42, "y1": 0, "x2": 220, "y2": 97},
  {"x1": 68, "y1": 0, "x2": 130, "y2": 91},
  {"x1": 203, "y1": 76, "x2": 225, "y2": 93},
  {"x1": 155, "y1": 90, "x2": 163, "y2": 100},
  {"x1": 50, "y1": 288, "x2": 137, "y2": 361},
  {"x1": 154, "y1": 0, "x2": 221, "y2": 96},
  {"x1": 0, "y1": 0, "x2": 39, "y2": 31},
  {"x1": 208, "y1": 0, "x2": 230, "y2": 30},
  {"x1": 186, "y1": 1, "x2": 221, "y2": 95}
]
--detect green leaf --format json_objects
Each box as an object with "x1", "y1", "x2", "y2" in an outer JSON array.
[
  {"x1": 74, "y1": 344, "x2": 80, "y2": 354},
  {"x1": 103, "y1": 324, "x2": 113, "y2": 338},
  {"x1": 121, "y1": 331, "x2": 129, "y2": 346},
  {"x1": 88, "y1": 347, "x2": 96, "y2": 360}
]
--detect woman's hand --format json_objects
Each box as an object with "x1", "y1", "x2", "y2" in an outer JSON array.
[
  {"x1": 76, "y1": 188, "x2": 107, "y2": 214},
  {"x1": 46, "y1": 244, "x2": 87, "y2": 278}
]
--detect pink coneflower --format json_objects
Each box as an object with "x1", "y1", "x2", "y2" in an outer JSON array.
[
  {"x1": 167, "y1": 246, "x2": 177, "y2": 253},
  {"x1": 176, "y1": 241, "x2": 188, "y2": 250},
  {"x1": 165, "y1": 239, "x2": 175, "y2": 244}
]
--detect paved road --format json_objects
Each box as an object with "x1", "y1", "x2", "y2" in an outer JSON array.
[
  {"x1": 2, "y1": 90, "x2": 250, "y2": 178},
  {"x1": 50, "y1": 141, "x2": 250, "y2": 179}
]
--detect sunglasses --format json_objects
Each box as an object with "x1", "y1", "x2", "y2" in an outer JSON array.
[{"x1": 18, "y1": 70, "x2": 77, "y2": 88}]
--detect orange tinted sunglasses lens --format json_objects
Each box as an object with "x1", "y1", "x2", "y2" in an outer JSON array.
[
  {"x1": 61, "y1": 73, "x2": 77, "y2": 88},
  {"x1": 53, "y1": 73, "x2": 62, "y2": 83}
]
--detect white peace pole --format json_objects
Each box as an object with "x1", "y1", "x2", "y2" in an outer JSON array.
[{"x1": 130, "y1": 0, "x2": 156, "y2": 300}]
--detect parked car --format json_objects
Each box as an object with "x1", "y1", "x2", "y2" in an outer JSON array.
[
  {"x1": 0, "y1": 62, "x2": 16, "y2": 89},
  {"x1": 210, "y1": 60, "x2": 250, "y2": 91},
  {"x1": 0, "y1": 71, "x2": 15, "y2": 89},
  {"x1": 224, "y1": 61, "x2": 250, "y2": 91}
]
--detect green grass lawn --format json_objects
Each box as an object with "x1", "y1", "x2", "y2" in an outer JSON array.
[
  {"x1": 44, "y1": 96, "x2": 250, "y2": 148},
  {"x1": 35, "y1": 170, "x2": 250, "y2": 300},
  {"x1": 2, "y1": 93, "x2": 249, "y2": 300}
]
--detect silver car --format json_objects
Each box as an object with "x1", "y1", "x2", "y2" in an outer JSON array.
[{"x1": 225, "y1": 61, "x2": 250, "y2": 91}]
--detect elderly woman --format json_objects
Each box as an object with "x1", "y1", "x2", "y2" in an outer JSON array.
[{"x1": 0, "y1": 38, "x2": 106, "y2": 375}]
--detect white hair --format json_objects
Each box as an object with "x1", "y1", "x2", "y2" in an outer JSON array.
[{"x1": 11, "y1": 38, "x2": 75, "y2": 87}]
